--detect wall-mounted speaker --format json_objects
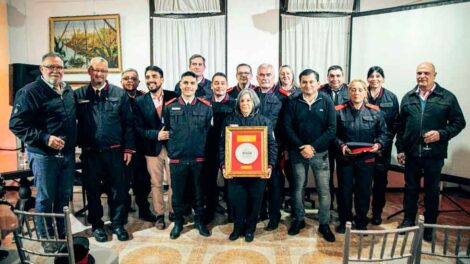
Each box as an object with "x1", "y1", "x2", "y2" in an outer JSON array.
[{"x1": 9, "y1": 63, "x2": 41, "y2": 105}]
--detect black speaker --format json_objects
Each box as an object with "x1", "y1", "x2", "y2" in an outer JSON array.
[{"x1": 9, "y1": 63, "x2": 41, "y2": 105}]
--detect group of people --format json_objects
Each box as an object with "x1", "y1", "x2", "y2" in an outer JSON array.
[{"x1": 8, "y1": 51, "x2": 465, "y2": 251}]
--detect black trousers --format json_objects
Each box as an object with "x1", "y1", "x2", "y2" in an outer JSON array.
[
  {"x1": 260, "y1": 164, "x2": 282, "y2": 221},
  {"x1": 170, "y1": 161, "x2": 204, "y2": 225},
  {"x1": 202, "y1": 156, "x2": 220, "y2": 218},
  {"x1": 81, "y1": 149, "x2": 128, "y2": 229},
  {"x1": 403, "y1": 156, "x2": 444, "y2": 224},
  {"x1": 228, "y1": 178, "x2": 266, "y2": 233},
  {"x1": 371, "y1": 148, "x2": 392, "y2": 216},
  {"x1": 337, "y1": 156, "x2": 375, "y2": 227},
  {"x1": 124, "y1": 152, "x2": 151, "y2": 211}
]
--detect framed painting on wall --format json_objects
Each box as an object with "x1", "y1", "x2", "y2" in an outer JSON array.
[{"x1": 49, "y1": 14, "x2": 122, "y2": 73}]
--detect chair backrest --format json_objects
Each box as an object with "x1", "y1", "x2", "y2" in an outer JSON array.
[
  {"x1": 13, "y1": 206, "x2": 75, "y2": 264},
  {"x1": 343, "y1": 220, "x2": 422, "y2": 264},
  {"x1": 416, "y1": 215, "x2": 470, "y2": 264}
]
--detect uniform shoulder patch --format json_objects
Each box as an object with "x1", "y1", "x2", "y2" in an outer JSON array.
[
  {"x1": 165, "y1": 97, "x2": 177, "y2": 106},
  {"x1": 226, "y1": 87, "x2": 234, "y2": 93},
  {"x1": 335, "y1": 103, "x2": 348, "y2": 111},
  {"x1": 197, "y1": 97, "x2": 211, "y2": 106},
  {"x1": 365, "y1": 103, "x2": 380, "y2": 111},
  {"x1": 319, "y1": 84, "x2": 326, "y2": 90}
]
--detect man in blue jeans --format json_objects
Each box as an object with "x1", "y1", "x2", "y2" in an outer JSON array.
[
  {"x1": 283, "y1": 69, "x2": 336, "y2": 242},
  {"x1": 9, "y1": 52, "x2": 77, "y2": 253}
]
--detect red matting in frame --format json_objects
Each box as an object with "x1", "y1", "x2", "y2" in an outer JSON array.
[{"x1": 224, "y1": 126, "x2": 268, "y2": 178}]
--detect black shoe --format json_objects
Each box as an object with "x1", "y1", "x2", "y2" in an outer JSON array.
[
  {"x1": 336, "y1": 223, "x2": 346, "y2": 234},
  {"x1": 170, "y1": 224, "x2": 183, "y2": 239},
  {"x1": 318, "y1": 224, "x2": 336, "y2": 242},
  {"x1": 92, "y1": 227, "x2": 108, "y2": 242},
  {"x1": 245, "y1": 232, "x2": 254, "y2": 242},
  {"x1": 194, "y1": 223, "x2": 211, "y2": 237},
  {"x1": 371, "y1": 215, "x2": 382, "y2": 225},
  {"x1": 41, "y1": 241, "x2": 59, "y2": 253},
  {"x1": 288, "y1": 220, "x2": 306, "y2": 236},
  {"x1": 423, "y1": 228, "x2": 433, "y2": 242},
  {"x1": 229, "y1": 230, "x2": 241, "y2": 241},
  {"x1": 155, "y1": 215, "x2": 166, "y2": 230},
  {"x1": 398, "y1": 219, "x2": 415, "y2": 235},
  {"x1": 139, "y1": 210, "x2": 158, "y2": 222},
  {"x1": 112, "y1": 226, "x2": 129, "y2": 241},
  {"x1": 265, "y1": 219, "x2": 279, "y2": 231},
  {"x1": 128, "y1": 207, "x2": 137, "y2": 213},
  {"x1": 397, "y1": 219, "x2": 415, "y2": 229}
]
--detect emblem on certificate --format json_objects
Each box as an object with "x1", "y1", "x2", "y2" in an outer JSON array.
[{"x1": 224, "y1": 126, "x2": 269, "y2": 178}]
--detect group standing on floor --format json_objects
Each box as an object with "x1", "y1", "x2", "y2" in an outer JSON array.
[{"x1": 9, "y1": 52, "x2": 465, "y2": 251}]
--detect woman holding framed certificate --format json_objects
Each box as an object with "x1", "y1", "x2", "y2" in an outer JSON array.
[{"x1": 219, "y1": 89, "x2": 277, "y2": 242}]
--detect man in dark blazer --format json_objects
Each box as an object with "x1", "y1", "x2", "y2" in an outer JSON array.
[{"x1": 134, "y1": 65, "x2": 177, "y2": 230}]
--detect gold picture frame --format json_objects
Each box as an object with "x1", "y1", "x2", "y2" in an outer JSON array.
[
  {"x1": 49, "y1": 14, "x2": 122, "y2": 73},
  {"x1": 224, "y1": 126, "x2": 268, "y2": 179},
  {"x1": 67, "y1": 81, "x2": 89, "y2": 90}
]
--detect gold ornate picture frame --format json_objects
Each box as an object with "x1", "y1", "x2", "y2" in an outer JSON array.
[
  {"x1": 49, "y1": 14, "x2": 122, "y2": 73},
  {"x1": 224, "y1": 126, "x2": 268, "y2": 178}
]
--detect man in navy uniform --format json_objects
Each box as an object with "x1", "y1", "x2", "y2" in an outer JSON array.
[
  {"x1": 255, "y1": 63, "x2": 282, "y2": 231},
  {"x1": 203, "y1": 72, "x2": 235, "y2": 224},
  {"x1": 75, "y1": 57, "x2": 135, "y2": 242},
  {"x1": 164, "y1": 71, "x2": 213, "y2": 239},
  {"x1": 319, "y1": 65, "x2": 349, "y2": 209},
  {"x1": 174, "y1": 54, "x2": 212, "y2": 97},
  {"x1": 227, "y1": 63, "x2": 256, "y2": 99}
]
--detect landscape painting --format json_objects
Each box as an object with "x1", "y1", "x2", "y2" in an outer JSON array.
[{"x1": 49, "y1": 14, "x2": 122, "y2": 73}]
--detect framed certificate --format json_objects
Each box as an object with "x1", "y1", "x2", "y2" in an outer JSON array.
[{"x1": 224, "y1": 126, "x2": 268, "y2": 178}]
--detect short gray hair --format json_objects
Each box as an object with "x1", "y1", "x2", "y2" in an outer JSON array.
[
  {"x1": 121, "y1": 68, "x2": 139, "y2": 79},
  {"x1": 257, "y1": 63, "x2": 274, "y2": 75},
  {"x1": 234, "y1": 89, "x2": 260, "y2": 116},
  {"x1": 89, "y1": 57, "x2": 108, "y2": 67},
  {"x1": 41, "y1": 52, "x2": 63, "y2": 64}
]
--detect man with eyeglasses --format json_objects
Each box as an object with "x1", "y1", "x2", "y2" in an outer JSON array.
[
  {"x1": 9, "y1": 52, "x2": 77, "y2": 253},
  {"x1": 75, "y1": 57, "x2": 135, "y2": 242},
  {"x1": 120, "y1": 68, "x2": 158, "y2": 222},
  {"x1": 174, "y1": 54, "x2": 212, "y2": 97},
  {"x1": 227, "y1": 63, "x2": 256, "y2": 99},
  {"x1": 255, "y1": 63, "x2": 282, "y2": 231}
]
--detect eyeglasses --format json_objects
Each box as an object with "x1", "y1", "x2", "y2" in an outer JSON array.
[
  {"x1": 91, "y1": 68, "x2": 108, "y2": 74},
  {"x1": 122, "y1": 77, "x2": 138, "y2": 81},
  {"x1": 42, "y1": 65, "x2": 64, "y2": 71},
  {"x1": 237, "y1": 72, "x2": 251, "y2": 76}
]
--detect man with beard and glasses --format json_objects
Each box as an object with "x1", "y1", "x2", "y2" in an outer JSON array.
[
  {"x1": 9, "y1": 52, "x2": 76, "y2": 253},
  {"x1": 134, "y1": 66, "x2": 177, "y2": 230}
]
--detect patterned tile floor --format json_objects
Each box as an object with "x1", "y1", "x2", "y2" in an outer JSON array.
[{"x1": 2, "y1": 186, "x2": 470, "y2": 263}]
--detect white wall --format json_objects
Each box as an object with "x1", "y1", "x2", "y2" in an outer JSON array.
[
  {"x1": 359, "y1": 0, "x2": 438, "y2": 11},
  {"x1": 227, "y1": 0, "x2": 279, "y2": 87},
  {"x1": 351, "y1": 2, "x2": 470, "y2": 179},
  {"x1": 7, "y1": 0, "x2": 150, "y2": 88}
]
